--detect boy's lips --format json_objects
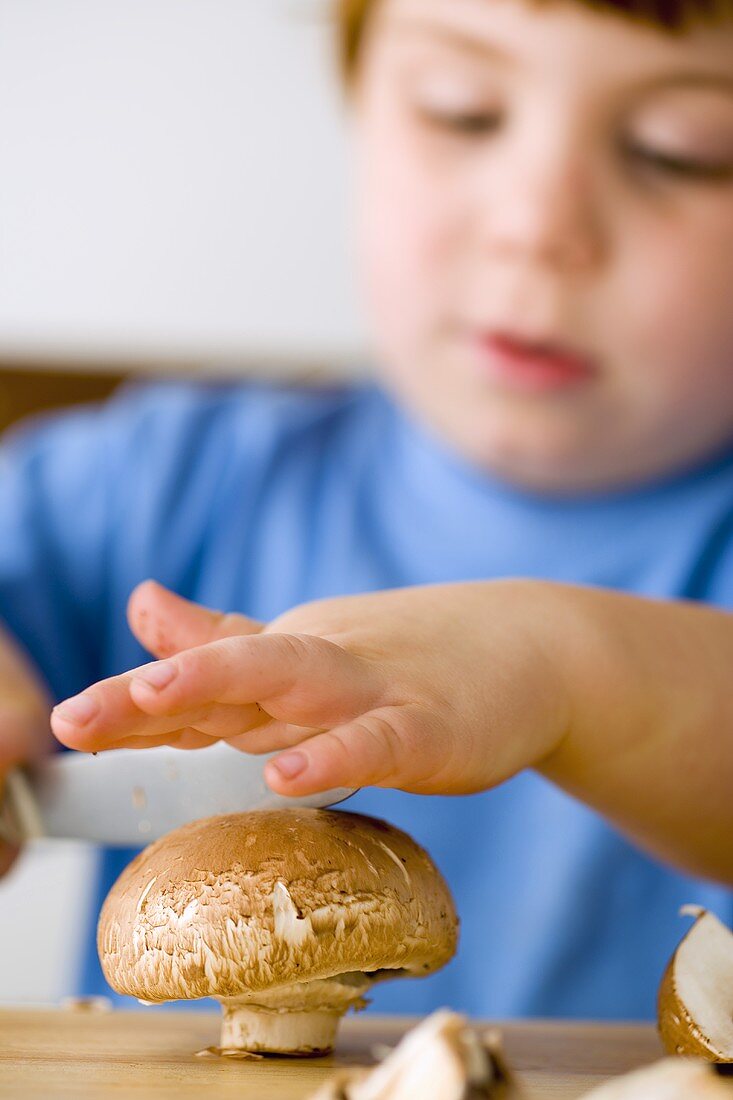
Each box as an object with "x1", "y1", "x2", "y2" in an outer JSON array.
[{"x1": 469, "y1": 330, "x2": 597, "y2": 394}]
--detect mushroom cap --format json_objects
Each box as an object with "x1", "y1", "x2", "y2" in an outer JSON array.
[{"x1": 98, "y1": 808, "x2": 458, "y2": 1003}]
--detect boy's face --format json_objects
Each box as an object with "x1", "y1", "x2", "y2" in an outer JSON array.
[{"x1": 352, "y1": 0, "x2": 733, "y2": 491}]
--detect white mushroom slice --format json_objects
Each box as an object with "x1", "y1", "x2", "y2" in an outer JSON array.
[
  {"x1": 658, "y1": 906, "x2": 733, "y2": 1060},
  {"x1": 582, "y1": 1058, "x2": 733, "y2": 1098},
  {"x1": 97, "y1": 808, "x2": 458, "y2": 1055},
  {"x1": 308, "y1": 1010, "x2": 522, "y2": 1099}
]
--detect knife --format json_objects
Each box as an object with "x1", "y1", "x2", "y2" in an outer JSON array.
[{"x1": 0, "y1": 745, "x2": 356, "y2": 847}]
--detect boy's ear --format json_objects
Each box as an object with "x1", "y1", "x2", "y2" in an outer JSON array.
[{"x1": 127, "y1": 580, "x2": 264, "y2": 659}]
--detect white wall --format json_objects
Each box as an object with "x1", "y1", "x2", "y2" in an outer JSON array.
[
  {"x1": 0, "y1": 0, "x2": 366, "y2": 369},
  {"x1": 0, "y1": 843, "x2": 98, "y2": 1003},
  {"x1": 0, "y1": 0, "x2": 366, "y2": 1006}
]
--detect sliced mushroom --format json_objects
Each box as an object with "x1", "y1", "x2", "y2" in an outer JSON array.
[
  {"x1": 309, "y1": 1010, "x2": 522, "y2": 1099},
  {"x1": 581, "y1": 1058, "x2": 733, "y2": 1098},
  {"x1": 98, "y1": 808, "x2": 457, "y2": 1055},
  {"x1": 658, "y1": 905, "x2": 733, "y2": 1061}
]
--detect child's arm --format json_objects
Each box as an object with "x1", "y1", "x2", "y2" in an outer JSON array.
[{"x1": 51, "y1": 579, "x2": 733, "y2": 885}]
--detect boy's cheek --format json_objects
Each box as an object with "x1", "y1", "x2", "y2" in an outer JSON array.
[
  {"x1": 619, "y1": 225, "x2": 733, "y2": 400},
  {"x1": 356, "y1": 148, "x2": 461, "y2": 358},
  {"x1": 357, "y1": 196, "x2": 437, "y2": 364}
]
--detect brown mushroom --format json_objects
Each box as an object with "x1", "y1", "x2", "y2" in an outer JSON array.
[
  {"x1": 98, "y1": 808, "x2": 458, "y2": 1055},
  {"x1": 658, "y1": 906, "x2": 733, "y2": 1061}
]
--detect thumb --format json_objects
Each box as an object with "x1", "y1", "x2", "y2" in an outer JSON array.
[{"x1": 127, "y1": 580, "x2": 264, "y2": 659}]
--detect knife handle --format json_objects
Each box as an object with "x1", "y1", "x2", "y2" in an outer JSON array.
[{"x1": 0, "y1": 768, "x2": 44, "y2": 845}]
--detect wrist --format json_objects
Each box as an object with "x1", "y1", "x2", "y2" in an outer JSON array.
[
  {"x1": 529, "y1": 582, "x2": 637, "y2": 784},
  {"x1": 516, "y1": 579, "x2": 579, "y2": 764},
  {"x1": 469, "y1": 579, "x2": 575, "y2": 784}
]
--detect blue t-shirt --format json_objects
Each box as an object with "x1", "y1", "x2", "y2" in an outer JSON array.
[{"x1": 0, "y1": 380, "x2": 731, "y2": 1020}]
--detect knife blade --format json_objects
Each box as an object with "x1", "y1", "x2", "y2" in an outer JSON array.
[{"x1": 0, "y1": 745, "x2": 356, "y2": 847}]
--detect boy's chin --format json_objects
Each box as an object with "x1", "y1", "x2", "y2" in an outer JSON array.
[
  {"x1": 443, "y1": 414, "x2": 727, "y2": 496},
  {"x1": 428, "y1": 407, "x2": 651, "y2": 496},
  {"x1": 467, "y1": 443, "x2": 613, "y2": 496},
  {"x1": 424, "y1": 404, "x2": 610, "y2": 493},
  {"x1": 387, "y1": 374, "x2": 729, "y2": 496}
]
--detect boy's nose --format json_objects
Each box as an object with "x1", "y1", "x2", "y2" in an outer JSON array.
[{"x1": 482, "y1": 147, "x2": 607, "y2": 274}]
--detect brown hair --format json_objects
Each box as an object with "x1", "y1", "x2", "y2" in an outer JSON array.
[{"x1": 335, "y1": 0, "x2": 726, "y2": 77}]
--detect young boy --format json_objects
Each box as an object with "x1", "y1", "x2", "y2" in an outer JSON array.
[{"x1": 2, "y1": 0, "x2": 733, "y2": 1019}]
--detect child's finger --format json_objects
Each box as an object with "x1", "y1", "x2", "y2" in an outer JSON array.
[
  {"x1": 226, "y1": 720, "x2": 321, "y2": 755},
  {"x1": 51, "y1": 667, "x2": 264, "y2": 750},
  {"x1": 113, "y1": 704, "x2": 267, "y2": 746},
  {"x1": 128, "y1": 633, "x2": 386, "y2": 728},
  {"x1": 128, "y1": 580, "x2": 263, "y2": 659},
  {"x1": 113, "y1": 728, "x2": 220, "y2": 751},
  {"x1": 263, "y1": 704, "x2": 448, "y2": 796},
  {"x1": 51, "y1": 663, "x2": 165, "y2": 747},
  {"x1": 106, "y1": 733, "x2": 184, "y2": 750},
  {"x1": 167, "y1": 729, "x2": 222, "y2": 750},
  {"x1": 51, "y1": 673, "x2": 184, "y2": 750}
]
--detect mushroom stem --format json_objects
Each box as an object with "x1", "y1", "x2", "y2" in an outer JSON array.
[
  {"x1": 219, "y1": 1003, "x2": 343, "y2": 1055},
  {"x1": 216, "y1": 973, "x2": 375, "y2": 1055}
]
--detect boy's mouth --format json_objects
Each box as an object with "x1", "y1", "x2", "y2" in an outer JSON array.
[{"x1": 470, "y1": 330, "x2": 597, "y2": 394}]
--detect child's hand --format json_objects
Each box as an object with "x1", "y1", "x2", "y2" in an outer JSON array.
[
  {"x1": 49, "y1": 580, "x2": 733, "y2": 883},
  {"x1": 50, "y1": 579, "x2": 569, "y2": 798},
  {"x1": 0, "y1": 628, "x2": 53, "y2": 874}
]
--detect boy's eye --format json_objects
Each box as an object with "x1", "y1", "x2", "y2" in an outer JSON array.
[
  {"x1": 624, "y1": 141, "x2": 733, "y2": 184},
  {"x1": 405, "y1": 72, "x2": 504, "y2": 138},
  {"x1": 414, "y1": 104, "x2": 503, "y2": 137}
]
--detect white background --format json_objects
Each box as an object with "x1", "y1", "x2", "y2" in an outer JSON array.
[
  {"x1": 0, "y1": 0, "x2": 364, "y2": 1004},
  {"x1": 0, "y1": 0, "x2": 365, "y2": 369}
]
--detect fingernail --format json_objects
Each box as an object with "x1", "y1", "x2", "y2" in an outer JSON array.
[
  {"x1": 271, "y1": 751, "x2": 308, "y2": 780},
  {"x1": 133, "y1": 662, "x2": 177, "y2": 692},
  {"x1": 53, "y1": 693, "x2": 100, "y2": 727}
]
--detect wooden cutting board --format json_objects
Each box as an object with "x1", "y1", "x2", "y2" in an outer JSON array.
[{"x1": 0, "y1": 1008, "x2": 663, "y2": 1099}]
